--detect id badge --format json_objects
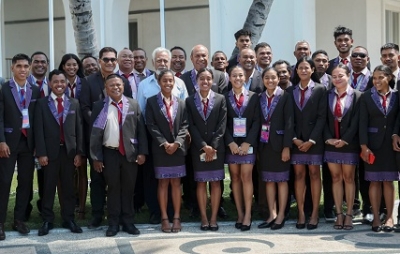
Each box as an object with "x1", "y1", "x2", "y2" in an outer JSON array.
[
  {"x1": 260, "y1": 123, "x2": 270, "y2": 143},
  {"x1": 22, "y1": 108, "x2": 30, "y2": 129},
  {"x1": 233, "y1": 117, "x2": 246, "y2": 137}
]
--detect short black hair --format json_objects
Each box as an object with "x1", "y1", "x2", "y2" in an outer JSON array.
[
  {"x1": 211, "y1": 50, "x2": 227, "y2": 61},
  {"x1": 311, "y1": 50, "x2": 329, "y2": 59},
  {"x1": 255, "y1": 42, "x2": 272, "y2": 54},
  {"x1": 105, "y1": 73, "x2": 123, "y2": 83},
  {"x1": 170, "y1": 46, "x2": 187, "y2": 60},
  {"x1": 234, "y1": 29, "x2": 252, "y2": 41},
  {"x1": 272, "y1": 59, "x2": 291, "y2": 73},
  {"x1": 49, "y1": 69, "x2": 66, "y2": 81},
  {"x1": 333, "y1": 26, "x2": 353, "y2": 39},
  {"x1": 12, "y1": 53, "x2": 31, "y2": 64},
  {"x1": 380, "y1": 43, "x2": 399, "y2": 53},
  {"x1": 133, "y1": 48, "x2": 147, "y2": 57},
  {"x1": 292, "y1": 57, "x2": 320, "y2": 85},
  {"x1": 31, "y1": 51, "x2": 49, "y2": 62},
  {"x1": 99, "y1": 47, "x2": 117, "y2": 59},
  {"x1": 196, "y1": 67, "x2": 214, "y2": 79}
]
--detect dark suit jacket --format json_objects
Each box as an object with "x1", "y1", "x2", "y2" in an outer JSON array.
[
  {"x1": 227, "y1": 55, "x2": 239, "y2": 72},
  {"x1": 65, "y1": 76, "x2": 88, "y2": 100},
  {"x1": 224, "y1": 90, "x2": 260, "y2": 148},
  {"x1": 258, "y1": 88, "x2": 294, "y2": 153},
  {"x1": 326, "y1": 56, "x2": 371, "y2": 75},
  {"x1": 288, "y1": 81, "x2": 327, "y2": 145},
  {"x1": 186, "y1": 91, "x2": 227, "y2": 153},
  {"x1": 324, "y1": 88, "x2": 361, "y2": 153},
  {"x1": 180, "y1": 69, "x2": 228, "y2": 96},
  {"x1": 34, "y1": 95, "x2": 84, "y2": 160},
  {"x1": 145, "y1": 94, "x2": 188, "y2": 156},
  {"x1": 359, "y1": 87, "x2": 399, "y2": 150},
  {"x1": 90, "y1": 96, "x2": 148, "y2": 163},
  {"x1": 227, "y1": 70, "x2": 264, "y2": 94},
  {"x1": 0, "y1": 80, "x2": 39, "y2": 152}
]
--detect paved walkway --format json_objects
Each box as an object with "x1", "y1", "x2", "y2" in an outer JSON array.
[{"x1": 1, "y1": 218, "x2": 400, "y2": 254}]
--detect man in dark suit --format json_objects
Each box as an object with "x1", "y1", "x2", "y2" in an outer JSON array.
[
  {"x1": 326, "y1": 26, "x2": 353, "y2": 75},
  {"x1": 35, "y1": 70, "x2": 84, "y2": 236},
  {"x1": 90, "y1": 74, "x2": 147, "y2": 237},
  {"x1": 132, "y1": 48, "x2": 155, "y2": 82},
  {"x1": 79, "y1": 46, "x2": 132, "y2": 229},
  {"x1": 227, "y1": 29, "x2": 252, "y2": 70},
  {"x1": 81, "y1": 55, "x2": 99, "y2": 77},
  {"x1": 0, "y1": 77, "x2": 5, "y2": 85},
  {"x1": 0, "y1": 54, "x2": 40, "y2": 240}
]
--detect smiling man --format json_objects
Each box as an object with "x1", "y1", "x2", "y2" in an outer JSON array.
[
  {"x1": 170, "y1": 46, "x2": 187, "y2": 77},
  {"x1": 117, "y1": 48, "x2": 137, "y2": 99},
  {"x1": 255, "y1": 42, "x2": 273, "y2": 72},
  {"x1": 227, "y1": 29, "x2": 252, "y2": 70},
  {"x1": 326, "y1": 26, "x2": 353, "y2": 75},
  {"x1": 133, "y1": 48, "x2": 154, "y2": 83}
]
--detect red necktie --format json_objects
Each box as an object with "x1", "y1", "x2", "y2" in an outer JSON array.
[
  {"x1": 56, "y1": 97, "x2": 65, "y2": 143},
  {"x1": 352, "y1": 72, "x2": 361, "y2": 89},
  {"x1": 380, "y1": 93, "x2": 388, "y2": 114},
  {"x1": 267, "y1": 95, "x2": 274, "y2": 109},
  {"x1": 37, "y1": 80, "x2": 45, "y2": 98},
  {"x1": 341, "y1": 58, "x2": 349, "y2": 65},
  {"x1": 69, "y1": 83, "x2": 76, "y2": 98},
  {"x1": 234, "y1": 94, "x2": 244, "y2": 109},
  {"x1": 20, "y1": 89, "x2": 27, "y2": 137},
  {"x1": 175, "y1": 72, "x2": 182, "y2": 78},
  {"x1": 163, "y1": 98, "x2": 174, "y2": 131},
  {"x1": 122, "y1": 73, "x2": 131, "y2": 79},
  {"x1": 300, "y1": 87, "x2": 308, "y2": 107},
  {"x1": 334, "y1": 92, "x2": 347, "y2": 139},
  {"x1": 202, "y1": 99, "x2": 208, "y2": 117},
  {"x1": 111, "y1": 101, "x2": 125, "y2": 156}
]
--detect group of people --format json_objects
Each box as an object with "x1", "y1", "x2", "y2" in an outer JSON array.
[{"x1": 1, "y1": 25, "x2": 400, "y2": 240}]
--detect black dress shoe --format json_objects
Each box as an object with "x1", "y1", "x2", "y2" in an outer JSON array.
[
  {"x1": 38, "y1": 222, "x2": 54, "y2": 236},
  {"x1": 200, "y1": 224, "x2": 209, "y2": 231},
  {"x1": 307, "y1": 222, "x2": 318, "y2": 230},
  {"x1": 12, "y1": 220, "x2": 30, "y2": 234},
  {"x1": 235, "y1": 222, "x2": 242, "y2": 229},
  {"x1": 209, "y1": 224, "x2": 219, "y2": 231},
  {"x1": 88, "y1": 217, "x2": 102, "y2": 229},
  {"x1": 218, "y1": 206, "x2": 228, "y2": 219},
  {"x1": 271, "y1": 221, "x2": 285, "y2": 230},
  {"x1": 241, "y1": 224, "x2": 251, "y2": 231},
  {"x1": 106, "y1": 225, "x2": 119, "y2": 237},
  {"x1": 383, "y1": 225, "x2": 393, "y2": 232},
  {"x1": 0, "y1": 223, "x2": 5, "y2": 240},
  {"x1": 393, "y1": 225, "x2": 400, "y2": 233},
  {"x1": 296, "y1": 223, "x2": 306, "y2": 229},
  {"x1": 62, "y1": 220, "x2": 83, "y2": 233},
  {"x1": 122, "y1": 223, "x2": 140, "y2": 235},
  {"x1": 372, "y1": 225, "x2": 382, "y2": 232},
  {"x1": 258, "y1": 219, "x2": 276, "y2": 229}
]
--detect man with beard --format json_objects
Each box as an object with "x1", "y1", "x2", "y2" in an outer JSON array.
[
  {"x1": 81, "y1": 55, "x2": 99, "y2": 77},
  {"x1": 312, "y1": 50, "x2": 332, "y2": 89},
  {"x1": 326, "y1": 26, "x2": 353, "y2": 75},
  {"x1": 136, "y1": 47, "x2": 188, "y2": 224},
  {"x1": 170, "y1": 46, "x2": 187, "y2": 77},
  {"x1": 255, "y1": 42, "x2": 273, "y2": 72},
  {"x1": 133, "y1": 48, "x2": 154, "y2": 84}
]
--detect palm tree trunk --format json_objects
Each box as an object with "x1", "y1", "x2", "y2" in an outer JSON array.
[{"x1": 69, "y1": 0, "x2": 98, "y2": 58}]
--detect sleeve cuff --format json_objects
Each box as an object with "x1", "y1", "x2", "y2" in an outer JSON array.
[{"x1": 309, "y1": 139, "x2": 316, "y2": 145}]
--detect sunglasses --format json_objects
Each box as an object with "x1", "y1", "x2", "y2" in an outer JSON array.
[
  {"x1": 101, "y1": 57, "x2": 117, "y2": 63},
  {"x1": 351, "y1": 53, "x2": 367, "y2": 58}
]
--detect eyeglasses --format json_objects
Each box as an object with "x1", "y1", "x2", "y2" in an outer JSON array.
[
  {"x1": 101, "y1": 57, "x2": 117, "y2": 63},
  {"x1": 351, "y1": 53, "x2": 367, "y2": 58}
]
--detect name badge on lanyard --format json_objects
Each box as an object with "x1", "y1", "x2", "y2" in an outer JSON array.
[
  {"x1": 260, "y1": 123, "x2": 270, "y2": 143},
  {"x1": 22, "y1": 109, "x2": 30, "y2": 129},
  {"x1": 233, "y1": 117, "x2": 246, "y2": 137}
]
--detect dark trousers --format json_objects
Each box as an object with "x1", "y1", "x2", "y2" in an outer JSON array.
[
  {"x1": 182, "y1": 151, "x2": 198, "y2": 210},
  {"x1": 133, "y1": 164, "x2": 145, "y2": 210},
  {"x1": 41, "y1": 146, "x2": 75, "y2": 223},
  {"x1": 89, "y1": 156, "x2": 106, "y2": 220},
  {"x1": 322, "y1": 162, "x2": 334, "y2": 213},
  {"x1": 143, "y1": 131, "x2": 160, "y2": 217},
  {"x1": 103, "y1": 147, "x2": 137, "y2": 226},
  {"x1": 0, "y1": 136, "x2": 34, "y2": 222}
]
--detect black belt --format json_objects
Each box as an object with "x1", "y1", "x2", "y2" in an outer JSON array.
[
  {"x1": 60, "y1": 142, "x2": 65, "y2": 146},
  {"x1": 105, "y1": 146, "x2": 118, "y2": 150}
]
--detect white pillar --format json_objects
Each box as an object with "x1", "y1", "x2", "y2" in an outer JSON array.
[
  {"x1": 0, "y1": 0, "x2": 4, "y2": 77},
  {"x1": 48, "y1": 0, "x2": 55, "y2": 70},
  {"x1": 159, "y1": 0, "x2": 165, "y2": 47}
]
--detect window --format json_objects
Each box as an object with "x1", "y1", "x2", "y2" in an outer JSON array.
[
  {"x1": 129, "y1": 21, "x2": 138, "y2": 50},
  {"x1": 386, "y1": 10, "x2": 400, "y2": 44}
]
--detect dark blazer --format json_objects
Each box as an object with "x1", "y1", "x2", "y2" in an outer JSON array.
[
  {"x1": 145, "y1": 94, "x2": 188, "y2": 156},
  {"x1": 186, "y1": 91, "x2": 227, "y2": 153},
  {"x1": 90, "y1": 96, "x2": 148, "y2": 163},
  {"x1": 227, "y1": 70, "x2": 264, "y2": 94},
  {"x1": 180, "y1": 69, "x2": 228, "y2": 96},
  {"x1": 224, "y1": 89, "x2": 260, "y2": 148},
  {"x1": 0, "y1": 80, "x2": 40, "y2": 152},
  {"x1": 258, "y1": 88, "x2": 294, "y2": 152},
  {"x1": 65, "y1": 76, "x2": 88, "y2": 100},
  {"x1": 288, "y1": 81, "x2": 327, "y2": 145},
  {"x1": 359, "y1": 87, "x2": 399, "y2": 150},
  {"x1": 324, "y1": 88, "x2": 361, "y2": 153},
  {"x1": 227, "y1": 55, "x2": 239, "y2": 72},
  {"x1": 326, "y1": 57, "x2": 371, "y2": 75},
  {"x1": 34, "y1": 95, "x2": 84, "y2": 160}
]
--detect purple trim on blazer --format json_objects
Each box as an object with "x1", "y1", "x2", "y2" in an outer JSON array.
[
  {"x1": 63, "y1": 97, "x2": 71, "y2": 123},
  {"x1": 328, "y1": 88, "x2": 354, "y2": 118},
  {"x1": 261, "y1": 171, "x2": 290, "y2": 182},
  {"x1": 47, "y1": 96, "x2": 70, "y2": 124},
  {"x1": 64, "y1": 76, "x2": 82, "y2": 99},
  {"x1": 156, "y1": 93, "x2": 179, "y2": 129},
  {"x1": 320, "y1": 73, "x2": 329, "y2": 88},
  {"x1": 225, "y1": 154, "x2": 256, "y2": 164},
  {"x1": 356, "y1": 71, "x2": 370, "y2": 92},
  {"x1": 194, "y1": 90, "x2": 215, "y2": 121},
  {"x1": 260, "y1": 87, "x2": 283, "y2": 122},
  {"x1": 324, "y1": 151, "x2": 359, "y2": 165},
  {"x1": 227, "y1": 89, "x2": 249, "y2": 117},
  {"x1": 190, "y1": 69, "x2": 200, "y2": 91},
  {"x1": 194, "y1": 169, "x2": 225, "y2": 182},
  {"x1": 121, "y1": 96, "x2": 129, "y2": 125},
  {"x1": 154, "y1": 165, "x2": 186, "y2": 179},
  {"x1": 291, "y1": 153, "x2": 323, "y2": 165},
  {"x1": 9, "y1": 79, "x2": 32, "y2": 112},
  {"x1": 93, "y1": 97, "x2": 110, "y2": 130},
  {"x1": 365, "y1": 171, "x2": 400, "y2": 182},
  {"x1": 370, "y1": 87, "x2": 396, "y2": 115},
  {"x1": 294, "y1": 81, "x2": 315, "y2": 110}
]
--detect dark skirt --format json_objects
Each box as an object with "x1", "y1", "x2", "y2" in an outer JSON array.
[
  {"x1": 259, "y1": 142, "x2": 290, "y2": 182},
  {"x1": 225, "y1": 154, "x2": 256, "y2": 164},
  {"x1": 324, "y1": 151, "x2": 359, "y2": 165},
  {"x1": 291, "y1": 140, "x2": 323, "y2": 165},
  {"x1": 364, "y1": 133, "x2": 400, "y2": 181},
  {"x1": 192, "y1": 152, "x2": 225, "y2": 182},
  {"x1": 153, "y1": 153, "x2": 186, "y2": 179}
]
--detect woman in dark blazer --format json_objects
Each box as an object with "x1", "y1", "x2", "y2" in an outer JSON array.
[
  {"x1": 258, "y1": 67, "x2": 294, "y2": 230},
  {"x1": 224, "y1": 66, "x2": 260, "y2": 231},
  {"x1": 146, "y1": 70, "x2": 188, "y2": 233},
  {"x1": 186, "y1": 68, "x2": 227, "y2": 231},
  {"x1": 289, "y1": 57, "x2": 327, "y2": 230},
  {"x1": 359, "y1": 65, "x2": 400, "y2": 232},
  {"x1": 324, "y1": 64, "x2": 361, "y2": 230}
]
